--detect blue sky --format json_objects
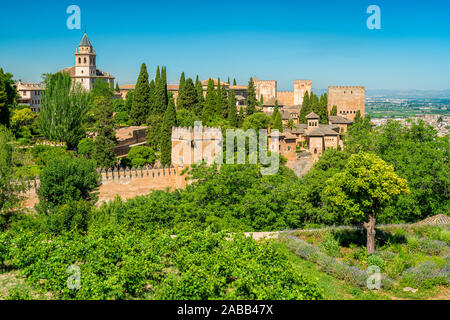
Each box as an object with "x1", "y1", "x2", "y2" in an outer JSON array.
[{"x1": 1, "y1": 0, "x2": 449, "y2": 90}]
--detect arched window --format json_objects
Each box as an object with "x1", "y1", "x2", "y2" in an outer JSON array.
[
  {"x1": 78, "y1": 57, "x2": 81, "y2": 64},
  {"x1": 84, "y1": 57, "x2": 87, "y2": 63},
  {"x1": 314, "y1": 148, "x2": 317, "y2": 154}
]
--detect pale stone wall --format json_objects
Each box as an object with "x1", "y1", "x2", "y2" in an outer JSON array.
[
  {"x1": 294, "y1": 80, "x2": 311, "y2": 106},
  {"x1": 328, "y1": 86, "x2": 365, "y2": 120},
  {"x1": 254, "y1": 79, "x2": 276, "y2": 103},
  {"x1": 22, "y1": 166, "x2": 190, "y2": 209},
  {"x1": 277, "y1": 91, "x2": 294, "y2": 105}
]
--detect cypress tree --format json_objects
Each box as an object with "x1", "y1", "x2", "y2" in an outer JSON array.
[
  {"x1": 0, "y1": 69, "x2": 11, "y2": 127},
  {"x1": 237, "y1": 106, "x2": 245, "y2": 128},
  {"x1": 154, "y1": 65, "x2": 168, "y2": 115},
  {"x1": 115, "y1": 82, "x2": 120, "y2": 93},
  {"x1": 177, "y1": 78, "x2": 197, "y2": 111},
  {"x1": 221, "y1": 84, "x2": 228, "y2": 118},
  {"x1": 330, "y1": 105, "x2": 338, "y2": 116},
  {"x1": 149, "y1": 79, "x2": 156, "y2": 114},
  {"x1": 130, "y1": 63, "x2": 151, "y2": 125},
  {"x1": 272, "y1": 100, "x2": 279, "y2": 120},
  {"x1": 233, "y1": 78, "x2": 237, "y2": 85},
  {"x1": 177, "y1": 72, "x2": 186, "y2": 109},
  {"x1": 215, "y1": 78, "x2": 223, "y2": 116},
  {"x1": 310, "y1": 92, "x2": 320, "y2": 115},
  {"x1": 162, "y1": 66, "x2": 168, "y2": 107},
  {"x1": 160, "y1": 96, "x2": 177, "y2": 166},
  {"x1": 228, "y1": 90, "x2": 237, "y2": 127},
  {"x1": 354, "y1": 110, "x2": 362, "y2": 123},
  {"x1": 227, "y1": 77, "x2": 230, "y2": 85},
  {"x1": 245, "y1": 77, "x2": 257, "y2": 116},
  {"x1": 274, "y1": 110, "x2": 283, "y2": 133},
  {"x1": 194, "y1": 75, "x2": 204, "y2": 116},
  {"x1": 202, "y1": 79, "x2": 216, "y2": 123},
  {"x1": 299, "y1": 91, "x2": 311, "y2": 124},
  {"x1": 319, "y1": 93, "x2": 329, "y2": 124}
]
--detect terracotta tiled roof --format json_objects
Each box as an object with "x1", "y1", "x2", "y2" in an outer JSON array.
[{"x1": 120, "y1": 84, "x2": 135, "y2": 90}]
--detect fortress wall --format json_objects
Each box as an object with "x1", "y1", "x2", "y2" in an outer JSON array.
[
  {"x1": 276, "y1": 91, "x2": 294, "y2": 106},
  {"x1": 22, "y1": 165, "x2": 190, "y2": 209},
  {"x1": 328, "y1": 86, "x2": 365, "y2": 120},
  {"x1": 294, "y1": 80, "x2": 312, "y2": 106},
  {"x1": 254, "y1": 79, "x2": 276, "y2": 103}
]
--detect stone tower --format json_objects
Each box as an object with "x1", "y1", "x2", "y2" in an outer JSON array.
[
  {"x1": 294, "y1": 80, "x2": 312, "y2": 106},
  {"x1": 74, "y1": 33, "x2": 97, "y2": 91},
  {"x1": 327, "y1": 86, "x2": 365, "y2": 121}
]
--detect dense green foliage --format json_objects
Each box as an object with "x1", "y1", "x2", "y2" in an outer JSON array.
[
  {"x1": 0, "y1": 68, "x2": 17, "y2": 127},
  {"x1": 130, "y1": 63, "x2": 151, "y2": 125},
  {"x1": 38, "y1": 73, "x2": 90, "y2": 149},
  {"x1": 37, "y1": 156, "x2": 100, "y2": 211},
  {"x1": 125, "y1": 146, "x2": 156, "y2": 168}
]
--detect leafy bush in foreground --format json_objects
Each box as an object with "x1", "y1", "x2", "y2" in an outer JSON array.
[{"x1": 4, "y1": 227, "x2": 323, "y2": 300}]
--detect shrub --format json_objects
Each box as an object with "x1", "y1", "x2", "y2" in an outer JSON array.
[
  {"x1": 77, "y1": 138, "x2": 95, "y2": 158},
  {"x1": 6, "y1": 227, "x2": 323, "y2": 300},
  {"x1": 401, "y1": 260, "x2": 449, "y2": 289},
  {"x1": 126, "y1": 146, "x2": 156, "y2": 168},
  {"x1": 37, "y1": 156, "x2": 101, "y2": 211},
  {"x1": 367, "y1": 253, "x2": 386, "y2": 272},
  {"x1": 319, "y1": 232, "x2": 341, "y2": 257},
  {"x1": 42, "y1": 200, "x2": 93, "y2": 235}
]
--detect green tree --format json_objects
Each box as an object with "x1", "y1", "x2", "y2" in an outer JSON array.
[
  {"x1": 227, "y1": 90, "x2": 237, "y2": 127},
  {"x1": 130, "y1": 63, "x2": 151, "y2": 125},
  {"x1": 126, "y1": 145, "x2": 156, "y2": 168},
  {"x1": 125, "y1": 90, "x2": 134, "y2": 112},
  {"x1": 77, "y1": 138, "x2": 95, "y2": 158},
  {"x1": 115, "y1": 83, "x2": 120, "y2": 93},
  {"x1": 354, "y1": 110, "x2": 362, "y2": 123},
  {"x1": 37, "y1": 155, "x2": 101, "y2": 211},
  {"x1": 91, "y1": 96, "x2": 117, "y2": 169},
  {"x1": 160, "y1": 96, "x2": 177, "y2": 166},
  {"x1": 91, "y1": 80, "x2": 114, "y2": 100},
  {"x1": 194, "y1": 76, "x2": 204, "y2": 116},
  {"x1": 242, "y1": 112, "x2": 272, "y2": 131},
  {"x1": 245, "y1": 77, "x2": 258, "y2": 116},
  {"x1": 0, "y1": 126, "x2": 25, "y2": 219},
  {"x1": 221, "y1": 83, "x2": 228, "y2": 118},
  {"x1": 273, "y1": 110, "x2": 283, "y2": 132},
  {"x1": 299, "y1": 91, "x2": 311, "y2": 123},
  {"x1": 324, "y1": 152, "x2": 409, "y2": 253},
  {"x1": 202, "y1": 79, "x2": 216, "y2": 124},
  {"x1": 177, "y1": 72, "x2": 186, "y2": 106},
  {"x1": 146, "y1": 114, "x2": 163, "y2": 151},
  {"x1": 38, "y1": 72, "x2": 90, "y2": 149},
  {"x1": 215, "y1": 78, "x2": 223, "y2": 116},
  {"x1": 233, "y1": 78, "x2": 237, "y2": 85},
  {"x1": 237, "y1": 106, "x2": 245, "y2": 128},
  {"x1": 177, "y1": 78, "x2": 198, "y2": 111},
  {"x1": 0, "y1": 68, "x2": 18, "y2": 128},
  {"x1": 154, "y1": 66, "x2": 168, "y2": 115},
  {"x1": 319, "y1": 93, "x2": 328, "y2": 124},
  {"x1": 330, "y1": 105, "x2": 337, "y2": 116},
  {"x1": 272, "y1": 100, "x2": 279, "y2": 120}
]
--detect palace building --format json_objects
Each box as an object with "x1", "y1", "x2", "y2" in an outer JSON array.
[{"x1": 61, "y1": 33, "x2": 115, "y2": 91}]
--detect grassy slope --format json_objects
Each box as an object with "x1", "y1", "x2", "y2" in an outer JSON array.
[{"x1": 272, "y1": 241, "x2": 449, "y2": 300}]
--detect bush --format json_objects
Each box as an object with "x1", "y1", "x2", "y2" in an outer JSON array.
[
  {"x1": 37, "y1": 156, "x2": 101, "y2": 211},
  {"x1": 6, "y1": 227, "x2": 323, "y2": 300},
  {"x1": 367, "y1": 254, "x2": 386, "y2": 272},
  {"x1": 126, "y1": 146, "x2": 156, "y2": 168},
  {"x1": 319, "y1": 232, "x2": 341, "y2": 257},
  {"x1": 401, "y1": 260, "x2": 449, "y2": 289},
  {"x1": 42, "y1": 200, "x2": 93, "y2": 235},
  {"x1": 77, "y1": 138, "x2": 95, "y2": 158}
]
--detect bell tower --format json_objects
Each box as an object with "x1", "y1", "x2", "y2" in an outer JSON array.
[{"x1": 74, "y1": 32, "x2": 96, "y2": 90}]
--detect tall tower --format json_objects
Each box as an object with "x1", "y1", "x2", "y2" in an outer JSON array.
[{"x1": 74, "y1": 33, "x2": 97, "y2": 90}]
